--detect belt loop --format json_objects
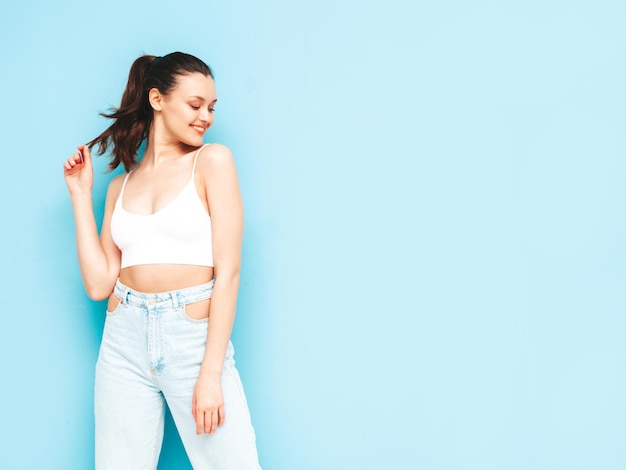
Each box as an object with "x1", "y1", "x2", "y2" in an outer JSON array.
[
  {"x1": 115, "y1": 280, "x2": 126, "y2": 304},
  {"x1": 117, "y1": 279, "x2": 130, "y2": 304},
  {"x1": 122, "y1": 285, "x2": 130, "y2": 304},
  {"x1": 171, "y1": 291, "x2": 179, "y2": 309}
]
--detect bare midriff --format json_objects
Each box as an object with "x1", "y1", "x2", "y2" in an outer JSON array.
[
  {"x1": 120, "y1": 264, "x2": 214, "y2": 293},
  {"x1": 111, "y1": 264, "x2": 214, "y2": 320}
]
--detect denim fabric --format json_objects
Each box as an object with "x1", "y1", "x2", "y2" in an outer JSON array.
[{"x1": 95, "y1": 279, "x2": 261, "y2": 470}]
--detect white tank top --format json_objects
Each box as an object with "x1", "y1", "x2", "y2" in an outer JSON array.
[{"x1": 111, "y1": 144, "x2": 213, "y2": 268}]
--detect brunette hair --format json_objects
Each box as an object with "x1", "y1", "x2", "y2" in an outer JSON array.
[{"x1": 88, "y1": 52, "x2": 213, "y2": 172}]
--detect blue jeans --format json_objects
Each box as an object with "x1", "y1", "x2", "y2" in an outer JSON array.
[{"x1": 95, "y1": 279, "x2": 261, "y2": 469}]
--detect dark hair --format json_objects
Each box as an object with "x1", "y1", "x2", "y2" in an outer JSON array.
[{"x1": 88, "y1": 52, "x2": 213, "y2": 172}]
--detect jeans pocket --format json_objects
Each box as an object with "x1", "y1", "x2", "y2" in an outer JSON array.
[
  {"x1": 176, "y1": 305, "x2": 209, "y2": 324},
  {"x1": 105, "y1": 294, "x2": 124, "y2": 317}
]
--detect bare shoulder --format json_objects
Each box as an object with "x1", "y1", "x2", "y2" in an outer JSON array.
[
  {"x1": 195, "y1": 143, "x2": 236, "y2": 175},
  {"x1": 105, "y1": 173, "x2": 127, "y2": 202}
]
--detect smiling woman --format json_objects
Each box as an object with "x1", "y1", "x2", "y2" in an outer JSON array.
[{"x1": 62, "y1": 52, "x2": 262, "y2": 470}]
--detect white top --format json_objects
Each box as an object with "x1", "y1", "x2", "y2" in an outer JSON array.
[{"x1": 110, "y1": 144, "x2": 213, "y2": 268}]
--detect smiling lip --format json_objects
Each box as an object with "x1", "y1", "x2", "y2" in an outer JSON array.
[{"x1": 191, "y1": 124, "x2": 206, "y2": 135}]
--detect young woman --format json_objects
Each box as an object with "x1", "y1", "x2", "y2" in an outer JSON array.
[{"x1": 63, "y1": 52, "x2": 261, "y2": 469}]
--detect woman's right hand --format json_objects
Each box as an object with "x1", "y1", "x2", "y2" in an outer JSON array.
[{"x1": 63, "y1": 145, "x2": 94, "y2": 195}]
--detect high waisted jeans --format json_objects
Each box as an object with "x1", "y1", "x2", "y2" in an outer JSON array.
[{"x1": 95, "y1": 279, "x2": 261, "y2": 469}]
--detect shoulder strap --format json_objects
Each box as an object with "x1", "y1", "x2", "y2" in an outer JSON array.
[
  {"x1": 118, "y1": 171, "x2": 132, "y2": 200},
  {"x1": 191, "y1": 144, "x2": 210, "y2": 179}
]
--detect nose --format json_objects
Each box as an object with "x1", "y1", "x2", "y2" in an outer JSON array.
[{"x1": 199, "y1": 107, "x2": 211, "y2": 123}]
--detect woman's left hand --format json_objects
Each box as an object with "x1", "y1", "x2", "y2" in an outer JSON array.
[{"x1": 192, "y1": 375, "x2": 225, "y2": 434}]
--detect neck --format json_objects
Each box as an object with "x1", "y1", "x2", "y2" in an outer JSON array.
[{"x1": 142, "y1": 126, "x2": 193, "y2": 168}]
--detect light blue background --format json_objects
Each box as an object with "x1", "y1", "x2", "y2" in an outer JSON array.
[{"x1": 1, "y1": 1, "x2": 625, "y2": 468}]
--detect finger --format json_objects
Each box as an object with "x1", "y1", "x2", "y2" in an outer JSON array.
[
  {"x1": 192, "y1": 396, "x2": 197, "y2": 421},
  {"x1": 68, "y1": 154, "x2": 85, "y2": 166},
  {"x1": 64, "y1": 161, "x2": 82, "y2": 176},
  {"x1": 203, "y1": 410, "x2": 216, "y2": 434},
  {"x1": 196, "y1": 411, "x2": 204, "y2": 435},
  {"x1": 218, "y1": 406, "x2": 225, "y2": 427},
  {"x1": 78, "y1": 145, "x2": 92, "y2": 166},
  {"x1": 65, "y1": 158, "x2": 84, "y2": 174},
  {"x1": 204, "y1": 411, "x2": 212, "y2": 434},
  {"x1": 210, "y1": 409, "x2": 218, "y2": 434}
]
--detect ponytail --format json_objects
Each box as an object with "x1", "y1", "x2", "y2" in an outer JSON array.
[{"x1": 87, "y1": 55, "x2": 156, "y2": 172}]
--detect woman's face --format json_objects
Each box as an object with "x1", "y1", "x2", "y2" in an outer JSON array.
[{"x1": 153, "y1": 72, "x2": 217, "y2": 147}]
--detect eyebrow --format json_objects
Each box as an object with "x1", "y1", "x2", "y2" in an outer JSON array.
[{"x1": 189, "y1": 96, "x2": 218, "y2": 104}]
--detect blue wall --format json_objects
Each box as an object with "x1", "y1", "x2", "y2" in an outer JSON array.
[{"x1": 1, "y1": 0, "x2": 626, "y2": 468}]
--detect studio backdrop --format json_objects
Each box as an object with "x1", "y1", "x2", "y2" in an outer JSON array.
[{"x1": 1, "y1": 1, "x2": 626, "y2": 469}]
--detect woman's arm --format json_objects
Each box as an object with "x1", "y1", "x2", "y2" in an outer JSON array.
[
  {"x1": 64, "y1": 145, "x2": 122, "y2": 300},
  {"x1": 192, "y1": 144, "x2": 244, "y2": 435}
]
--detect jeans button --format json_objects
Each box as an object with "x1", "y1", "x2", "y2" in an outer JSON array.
[{"x1": 149, "y1": 298, "x2": 155, "y2": 305}]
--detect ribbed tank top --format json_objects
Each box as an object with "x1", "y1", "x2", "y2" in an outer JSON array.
[{"x1": 111, "y1": 144, "x2": 213, "y2": 268}]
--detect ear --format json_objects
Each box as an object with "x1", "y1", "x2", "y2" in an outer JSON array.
[{"x1": 148, "y1": 88, "x2": 163, "y2": 111}]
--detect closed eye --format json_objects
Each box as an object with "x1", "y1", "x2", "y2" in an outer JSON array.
[{"x1": 190, "y1": 105, "x2": 215, "y2": 113}]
